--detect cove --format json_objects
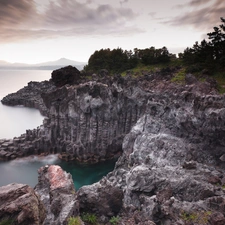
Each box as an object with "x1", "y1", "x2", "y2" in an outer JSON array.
[
  {"x1": 0, "y1": 70, "x2": 116, "y2": 189},
  {"x1": 0, "y1": 155, "x2": 116, "y2": 190}
]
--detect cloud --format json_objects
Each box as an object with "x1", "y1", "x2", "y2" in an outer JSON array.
[
  {"x1": 120, "y1": 0, "x2": 129, "y2": 6},
  {"x1": 189, "y1": 0, "x2": 212, "y2": 6},
  {"x1": 165, "y1": 0, "x2": 225, "y2": 31},
  {"x1": 0, "y1": 0, "x2": 141, "y2": 43},
  {"x1": 0, "y1": 0, "x2": 39, "y2": 28}
]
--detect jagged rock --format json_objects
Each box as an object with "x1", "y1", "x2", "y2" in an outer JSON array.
[
  {"x1": 77, "y1": 179, "x2": 123, "y2": 218},
  {"x1": 1, "y1": 67, "x2": 225, "y2": 223},
  {"x1": 40, "y1": 81, "x2": 148, "y2": 163},
  {"x1": 1, "y1": 80, "x2": 56, "y2": 115},
  {"x1": 0, "y1": 183, "x2": 45, "y2": 225},
  {"x1": 35, "y1": 165, "x2": 79, "y2": 225},
  {"x1": 51, "y1": 65, "x2": 82, "y2": 87}
]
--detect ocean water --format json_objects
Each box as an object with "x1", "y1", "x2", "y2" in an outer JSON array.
[
  {"x1": 0, "y1": 70, "x2": 51, "y2": 139},
  {"x1": 0, "y1": 70, "x2": 115, "y2": 189}
]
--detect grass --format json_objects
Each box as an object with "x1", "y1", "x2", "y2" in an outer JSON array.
[
  {"x1": 171, "y1": 67, "x2": 186, "y2": 84},
  {"x1": 109, "y1": 216, "x2": 120, "y2": 225},
  {"x1": 67, "y1": 216, "x2": 82, "y2": 225},
  {"x1": 0, "y1": 219, "x2": 14, "y2": 225},
  {"x1": 121, "y1": 60, "x2": 182, "y2": 77},
  {"x1": 81, "y1": 212, "x2": 98, "y2": 224},
  {"x1": 181, "y1": 210, "x2": 212, "y2": 224},
  {"x1": 213, "y1": 72, "x2": 225, "y2": 94}
]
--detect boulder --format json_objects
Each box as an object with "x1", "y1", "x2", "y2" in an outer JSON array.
[
  {"x1": 35, "y1": 165, "x2": 79, "y2": 225},
  {"x1": 77, "y1": 179, "x2": 123, "y2": 217},
  {"x1": 51, "y1": 65, "x2": 82, "y2": 87},
  {"x1": 0, "y1": 183, "x2": 45, "y2": 225}
]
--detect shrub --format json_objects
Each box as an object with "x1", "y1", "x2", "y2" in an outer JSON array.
[
  {"x1": 81, "y1": 212, "x2": 97, "y2": 224},
  {"x1": 109, "y1": 216, "x2": 120, "y2": 225},
  {"x1": 67, "y1": 216, "x2": 81, "y2": 225},
  {"x1": 0, "y1": 219, "x2": 14, "y2": 225}
]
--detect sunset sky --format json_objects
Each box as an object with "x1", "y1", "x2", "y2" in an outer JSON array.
[{"x1": 0, "y1": 0, "x2": 224, "y2": 64}]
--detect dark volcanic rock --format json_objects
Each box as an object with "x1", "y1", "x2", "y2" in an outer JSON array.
[
  {"x1": 0, "y1": 183, "x2": 45, "y2": 225},
  {"x1": 1, "y1": 80, "x2": 56, "y2": 115},
  {"x1": 35, "y1": 165, "x2": 79, "y2": 225},
  {"x1": 40, "y1": 81, "x2": 148, "y2": 163},
  {"x1": 1, "y1": 67, "x2": 225, "y2": 224},
  {"x1": 76, "y1": 90, "x2": 225, "y2": 224},
  {"x1": 78, "y1": 179, "x2": 123, "y2": 217},
  {"x1": 51, "y1": 65, "x2": 82, "y2": 87}
]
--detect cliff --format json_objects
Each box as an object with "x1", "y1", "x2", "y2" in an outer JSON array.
[{"x1": 1, "y1": 66, "x2": 225, "y2": 224}]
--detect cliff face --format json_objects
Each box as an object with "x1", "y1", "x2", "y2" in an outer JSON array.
[
  {"x1": 41, "y1": 82, "x2": 148, "y2": 163},
  {"x1": 0, "y1": 77, "x2": 148, "y2": 163},
  {"x1": 78, "y1": 86, "x2": 225, "y2": 224}
]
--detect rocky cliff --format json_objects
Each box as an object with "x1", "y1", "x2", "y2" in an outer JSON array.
[
  {"x1": 76, "y1": 76, "x2": 225, "y2": 224},
  {"x1": 1, "y1": 66, "x2": 225, "y2": 224},
  {"x1": 0, "y1": 68, "x2": 148, "y2": 163}
]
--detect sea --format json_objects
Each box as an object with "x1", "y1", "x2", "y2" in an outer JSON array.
[{"x1": 0, "y1": 70, "x2": 115, "y2": 189}]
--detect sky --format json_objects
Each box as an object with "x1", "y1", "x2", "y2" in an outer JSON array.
[{"x1": 0, "y1": 0, "x2": 224, "y2": 64}]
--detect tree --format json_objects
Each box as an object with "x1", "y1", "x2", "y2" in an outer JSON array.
[
  {"x1": 182, "y1": 17, "x2": 225, "y2": 73},
  {"x1": 207, "y1": 17, "x2": 225, "y2": 67}
]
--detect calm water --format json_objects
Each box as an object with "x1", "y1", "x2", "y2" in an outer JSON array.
[
  {"x1": 0, "y1": 70, "x2": 115, "y2": 189},
  {"x1": 0, "y1": 70, "x2": 51, "y2": 139}
]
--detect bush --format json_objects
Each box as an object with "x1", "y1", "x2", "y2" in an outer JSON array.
[
  {"x1": 67, "y1": 216, "x2": 81, "y2": 225},
  {"x1": 81, "y1": 212, "x2": 97, "y2": 224},
  {"x1": 0, "y1": 219, "x2": 14, "y2": 225},
  {"x1": 109, "y1": 216, "x2": 120, "y2": 225}
]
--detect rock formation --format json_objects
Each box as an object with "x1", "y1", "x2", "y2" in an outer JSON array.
[
  {"x1": 51, "y1": 65, "x2": 84, "y2": 87},
  {"x1": 0, "y1": 183, "x2": 45, "y2": 225},
  {"x1": 35, "y1": 165, "x2": 79, "y2": 225},
  {"x1": 0, "y1": 74, "x2": 148, "y2": 163},
  {"x1": 1, "y1": 80, "x2": 56, "y2": 115},
  {"x1": 76, "y1": 77, "x2": 225, "y2": 224},
  {"x1": 1, "y1": 66, "x2": 225, "y2": 224}
]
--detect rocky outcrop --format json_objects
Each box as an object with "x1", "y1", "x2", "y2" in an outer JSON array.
[
  {"x1": 1, "y1": 79, "x2": 148, "y2": 163},
  {"x1": 51, "y1": 65, "x2": 84, "y2": 87},
  {"x1": 0, "y1": 126, "x2": 54, "y2": 160},
  {"x1": 78, "y1": 179, "x2": 123, "y2": 218},
  {"x1": 0, "y1": 183, "x2": 45, "y2": 225},
  {"x1": 41, "y1": 81, "x2": 148, "y2": 163},
  {"x1": 1, "y1": 80, "x2": 56, "y2": 115},
  {"x1": 77, "y1": 89, "x2": 225, "y2": 224},
  {"x1": 1, "y1": 66, "x2": 225, "y2": 224},
  {"x1": 35, "y1": 165, "x2": 79, "y2": 225}
]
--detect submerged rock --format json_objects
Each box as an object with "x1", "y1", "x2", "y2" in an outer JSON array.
[{"x1": 0, "y1": 183, "x2": 45, "y2": 225}]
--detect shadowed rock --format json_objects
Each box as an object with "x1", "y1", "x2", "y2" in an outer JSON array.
[
  {"x1": 51, "y1": 65, "x2": 83, "y2": 87},
  {"x1": 0, "y1": 183, "x2": 45, "y2": 225}
]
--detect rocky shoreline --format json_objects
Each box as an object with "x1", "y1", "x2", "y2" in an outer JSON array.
[{"x1": 1, "y1": 66, "x2": 225, "y2": 224}]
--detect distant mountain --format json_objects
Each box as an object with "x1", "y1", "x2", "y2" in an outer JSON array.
[
  {"x1": 0, "y1": 58, "x2": 87, "y2": 71},
  {"x1": 0, "y1": 60, "x2": 11, "y2": 66}
]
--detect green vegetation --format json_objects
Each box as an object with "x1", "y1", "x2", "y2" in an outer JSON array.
[
  {"x1": 214, "y1": 72, "x2": 225, "y2": 94},
  {"x1": 181, "y1": 17, "x2": 225, "y2": 75},
  {"x1": 67, "y1": 216, "x2": 82, "y2": 225},
  {"x1": 84, "y1": 46, "x2": 174, "y2": 74},
  {"x1": 0, "y1": 219, "x2": 14, "y2": 225},
  {"x1": 109, "y1": 216, "x2": 120, "y2": 225},
  {"x1": 81, "y1": 212, "x2": 98, "y2": 224},
  {"x1": 171, "y1": 67, "x2": 186, "y2": 84},
  {"x1": 181, "y1": 210, "x2": 212, "y2": 224},
  {"x1": 83, "y1": 17, "x2": 225, "y2": 94}
]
